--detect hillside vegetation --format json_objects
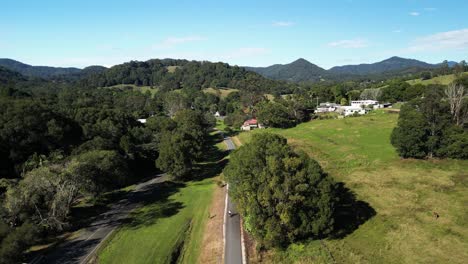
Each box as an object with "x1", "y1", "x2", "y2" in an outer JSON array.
[
  {"x1": 407, "y1": 72, "x2": 468, "y2": 85},
  {"x1": 80, "y1": 59, "x2": 293, "y2": 95},
  {"x1": 236, "y1": 111, "x2": 468, "y2": 263}
]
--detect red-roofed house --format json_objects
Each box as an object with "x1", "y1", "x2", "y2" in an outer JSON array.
[{"x1": 240, "y1": 118, "x2": 264, "y2": 131}]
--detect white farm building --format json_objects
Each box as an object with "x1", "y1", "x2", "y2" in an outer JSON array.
[
  {"x1": 350, "y1": 100, "x2": 379, "y2": 108},
  {"x1": 340, "y1": 106, "x2": 367, "y2": 116}
]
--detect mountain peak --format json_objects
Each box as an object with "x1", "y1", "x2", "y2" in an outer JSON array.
[
  {"x1": 245, "y1": 58, "x2": 326, "y2": 82},
  {"x1": 384, "y1": 56, "x2": 412, "y2": 62},
  {"x1": 388, "y1": 56, "x2": 404, "y2": 60},
  {"x1": 291, "y1": 58, "x2": 310, "y2": 64}
]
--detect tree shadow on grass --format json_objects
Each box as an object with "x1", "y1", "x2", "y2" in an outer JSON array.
[
  {"x1": 189, "y1": 131, "x2": 231, "y2": 181},
  {"x1": 121, "y1": 181, "x2": 186, "y2": 229},
  {"x1": 192, "y1": 158, "x2": 229, "y2": 181},
  {"x1": 330, "y1": 182, "x2": 376, "y2": 239},
  {"x1": 223, "y1": 129, "x2": 239, "y2": 138},
  {"x1": 204, "y1": 132, "x2": 230, "y2": 162}
]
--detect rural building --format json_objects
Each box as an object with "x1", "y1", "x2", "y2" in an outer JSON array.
[
  {"x1": 240, "y1": 118, "x2": 264, "y2": 131},
  {"x1": 378, "y1": 103, "x2": 393, "y2": 108},
  {"x1": 315, "y1": 102, "x2": 340, "y2": 113},
  {"x1": 340, "y1": 106, "x2": 367, "y2": 116},
  {"x1": 351, "y1": 100, "x2": 379, "y2": 108},
  {"x1": 137, "y1": 119, "x2": 147, "y2": 124}
]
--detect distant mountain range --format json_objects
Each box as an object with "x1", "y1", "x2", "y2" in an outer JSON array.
[
  {"x1": 0, "y1": 58, "x2": 107, "y2": 79},
  {"x1": 246, "y1": 56, "x2": 457, "y2": 82},
  {"x1": 0, "y1": 57, "x2": 459, "y2": 83}
]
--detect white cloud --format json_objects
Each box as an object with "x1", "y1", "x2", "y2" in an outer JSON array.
[
  {"x1": 328, "y1": 38, "x2": 369, "y2": 48},
  {"x1": 393, "y1": 29, "x2": 402, "y2": 33},
  {"x1": 407, "y1": 28, "x2": 468, "y2": 52},
  {"x1": 409, "y1": 12, "x2": 420, "y2": 16},
  {"x1": 220, "y1": 48, "x2": 269, "y2": 60},
  {"x1": 273, "y1": 21, "x2": 295, "y2": 27},
  {"x1": 153, "y1": 35, "x2": 205, "y2": 49}
]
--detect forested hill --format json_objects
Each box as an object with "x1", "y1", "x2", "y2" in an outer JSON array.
[
  {"x1": 0, "y1": 58, "x2": 84, "y2": 79},
  {"x1": 328, "y1": 56, "x2": 437, "y2": 75},
  {"x1": 81, "y1": 59, "x2": 292, "y2": 94},
  {"x1": 0, "y1": 66, "x2": 26, "y2": 85},
  {"x1": 246, "y1": 56, "x2": 455, "y2": 82}
]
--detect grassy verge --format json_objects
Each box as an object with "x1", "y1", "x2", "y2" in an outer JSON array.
[
  {"x1": 98, "y1": 132, "x2": 228, "y2": 264},
  {"x1": 237, "y1": 110, "x2": 468, "y2": 263},
  {"x1": 97, "y1": 179, "x2": 214, "y2": 264}
]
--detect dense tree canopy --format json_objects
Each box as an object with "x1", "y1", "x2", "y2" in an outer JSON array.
[
  {"x1": 223, "y1": 133, "x2": 337, "y2": 247},
  {"x1": 80, "y1": 59, "x2": 293, "y2": 95},
  {"x1": 156, "y1": 110, "x2": 209, "y2": 179},
  {"x1": 257, "y1": 102, "x2": 295, "y2": 128},
  {"x1": 391, "y1": 85, "x2": 468, "y2": 159},
  {"x1": 0, "y1": 78, "x2": 215, "y2": 261}
]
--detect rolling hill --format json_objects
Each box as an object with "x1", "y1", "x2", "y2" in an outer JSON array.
[
  {"x1": 329, "y1": 56, "x2": 437, "y2": 75},
  {"x1": 0, "y1": 58, "x2": 83, "y2": 79},
  {"x1": 0, "y1": 59, "x2": 107, "y2": 80},
  {"x1": 80, "y1": 59, "x2": 293, "y2": 94}
]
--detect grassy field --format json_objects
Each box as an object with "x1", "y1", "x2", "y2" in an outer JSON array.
[
  {"x1": 166, "y1": 66, "x2": 181, "y2": 73},
  {"x1": 203, "y1": 87, "x2": 239, "y2": 98},
  {"x1": 202, "y1": 87, "x2": 276, "y2": 101},
  {"x1": 406, "y1": 72, "x2": 467, "y2": 86},
  {"x1": 104, "y1": 84, "x2": 159, "y2": 97},
  {"x1": 236, "y1": 110, "x2": 468, "y2": 264},
  {"x1": 98, "y1": 133, "x2": 227, "y2": 264}
]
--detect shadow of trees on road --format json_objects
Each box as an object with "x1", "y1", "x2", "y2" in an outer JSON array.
[
  {"x1": 330, "y1": 182, "x2": 376, "y2": 239},
  {"x1": 42, "y1": 237, "x2": 103, "y2": 264},
  {"x1": 70, "y1": 188, "x2": 133, "y2": 230}
]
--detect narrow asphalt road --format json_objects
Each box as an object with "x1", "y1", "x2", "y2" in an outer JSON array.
[
  {"x1": 223, "y1": 135, "x2": 243, "y2": 264},
  {"x1": 37, "y1": 174, "x2": 167, "y2": 264}
]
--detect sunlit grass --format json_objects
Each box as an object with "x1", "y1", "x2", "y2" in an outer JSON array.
[
  {"x1": 406, "y1": 72, "x2": 468, "y2": 86},
  {"x1": 238, "y1": 111, "x2": 468, "y2": 264}
]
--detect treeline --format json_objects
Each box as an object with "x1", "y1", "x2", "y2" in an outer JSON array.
[
  {"x1": 0, "y1": 85, "x2": 214, "y2": 263},
  {"x1": 79, "y1": 59, "x2": 295, "y2": 95},
  {"x1": 391, "y1": 78, "x2": 468, "y2": 159}
]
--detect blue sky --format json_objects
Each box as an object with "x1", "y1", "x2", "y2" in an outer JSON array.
[{"x1": 1, "y1": 0, "x2": 467, "y2": 69}]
